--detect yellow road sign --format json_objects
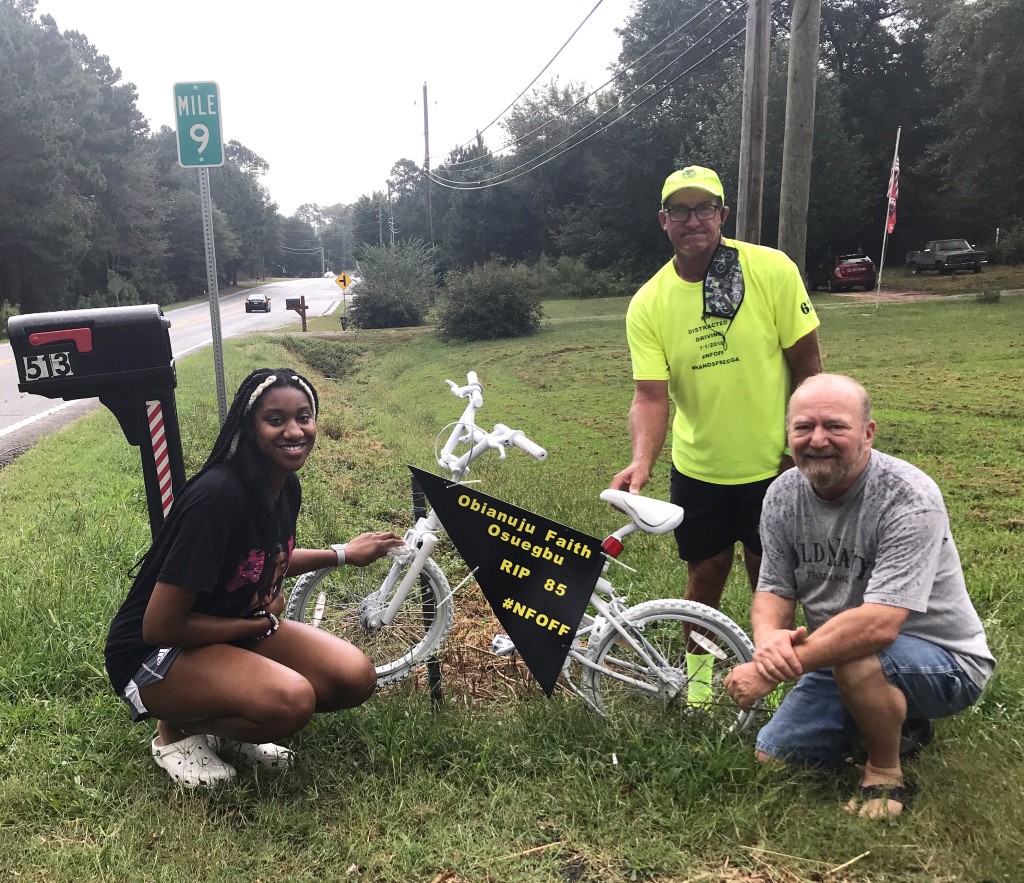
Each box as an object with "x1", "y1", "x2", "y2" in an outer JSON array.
[{"x1": 335, "y1": 273, "x2": 352, "y2": 290}]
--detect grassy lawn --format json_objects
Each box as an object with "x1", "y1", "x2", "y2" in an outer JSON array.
[
  {"x1": 1, "y1": 293, "x2": 1022, "y2": 881},
  {"x1": 878, "y1": 263, "x2": 1024, "y2": 296}
]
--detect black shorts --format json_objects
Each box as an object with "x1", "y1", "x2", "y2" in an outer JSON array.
[{"x1": 669, "y1": 467, "x2": 775, "y2": 562}]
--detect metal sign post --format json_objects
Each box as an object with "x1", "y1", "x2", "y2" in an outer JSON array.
[
  {"x1": 335, "y1": 273, "x2": 351, "y2": 327},
  {"x1": 198, "y1": 166, "x2": 227, "y2": 422},
  {"x1": 174, "y1": 81, "x2": 227, "y2": 423}
]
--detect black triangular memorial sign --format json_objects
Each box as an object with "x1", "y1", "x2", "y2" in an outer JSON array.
[{"x1": 410, "y1": 466, "x2": 604, "y2": 695}]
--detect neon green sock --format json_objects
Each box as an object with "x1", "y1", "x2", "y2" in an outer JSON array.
[
  {"x1": 686, "y1": 652, "x2": 714, "y2": 706},
  {"x1": 763, "y1": 684, "x2": 785, "y2": 711}
]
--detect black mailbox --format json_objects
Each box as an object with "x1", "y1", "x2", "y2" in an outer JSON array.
[
  {"x1": 8, "y1": 304, "x2": 174, "y2": 399},
  {"x1": 286, "y1": 297, "x2": 302, "y2": 310},
  {"x1": 8, "y1": 304, "x2": 185, "y2": 538}
]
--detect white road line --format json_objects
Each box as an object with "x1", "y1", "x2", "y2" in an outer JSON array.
[{"x1": 0, "y1": 400, "x2": 82, "y2": 439}]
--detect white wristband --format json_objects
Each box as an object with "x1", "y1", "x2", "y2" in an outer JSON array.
[{"x1": 331, "y1": 543, "x2": 347, "y2": 567}]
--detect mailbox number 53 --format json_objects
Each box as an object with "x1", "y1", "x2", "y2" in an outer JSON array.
[{"x1": 23, "y1": 352, "x2": 74, "y2": 381}]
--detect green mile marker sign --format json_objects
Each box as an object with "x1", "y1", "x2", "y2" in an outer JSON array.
[{"x1": 173, "y1": 81, "x2": 224, "y2": 168}]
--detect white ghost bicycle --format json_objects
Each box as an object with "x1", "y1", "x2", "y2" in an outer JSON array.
[{"x1": 284, "y1": 371, "x2": 758, "y2": 734}]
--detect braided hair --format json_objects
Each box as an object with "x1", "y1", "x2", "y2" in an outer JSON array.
[
  {"x1": 128, "y1": 368, "x2": 319, "y2": 578},
  {"x1": 191, "y1": 367, "x2": 319, "y2": 485}
]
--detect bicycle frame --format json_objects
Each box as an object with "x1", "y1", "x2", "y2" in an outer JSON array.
[
  {"x1": 365, "y1": 371, "x2": 545, "y2": 632},
  {"x1": 288, "y1": 369, "x2": 755, "y2": 728},
  {"x1": 376, "y1": 380, "x2": 698, "y2": 702},
  {"x1": 559, "y1": 545, "x2": 684, "y2": 708},
  {"x1": 556, "y1": 491, "x2": 712, "y2": 706}
]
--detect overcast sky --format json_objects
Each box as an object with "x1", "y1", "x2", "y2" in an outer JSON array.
[{"x1": 34, "y1": 0, "x2": 636, "y2": 215}]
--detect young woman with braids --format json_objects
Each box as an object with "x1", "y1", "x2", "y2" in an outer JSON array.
[{"x1": 105, "y1": 368, "x2": 403, "y2": 787}]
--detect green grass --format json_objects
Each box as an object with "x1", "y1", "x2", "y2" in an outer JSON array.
[
  {"x1": 2, "y1": 294, "x2": 1023, "y2": 881},
  {"x1": 880, "y1": 263, "x2": 1024, "y2": 296}
]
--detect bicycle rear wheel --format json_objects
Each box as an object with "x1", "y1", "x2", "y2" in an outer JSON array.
[
  {"x1": 580, "y1": 599, "x2": 757, "y2": 736},
  {"x1": 284, "y1": 556, "x2": 454, "y2": 686}
]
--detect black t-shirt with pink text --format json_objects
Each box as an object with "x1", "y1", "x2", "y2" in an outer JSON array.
[{"x1": 104, "y1": 461, "x2": 300, "y2": 693}]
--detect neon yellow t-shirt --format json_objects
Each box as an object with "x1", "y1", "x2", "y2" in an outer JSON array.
[{"x1": 626, "y1": 237, "x2": 819, "y2": 484}]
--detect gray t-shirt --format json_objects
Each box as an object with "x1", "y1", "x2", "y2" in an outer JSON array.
[{"x1": 758, "y1": 450, "x2": 995, "y2": 689}]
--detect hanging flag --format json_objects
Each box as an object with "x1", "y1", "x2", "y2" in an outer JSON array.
[{"x1": 886, "y1": 155, "x2": 900, "y2": 234}]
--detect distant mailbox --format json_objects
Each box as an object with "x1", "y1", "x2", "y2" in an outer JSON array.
[{"x1": 8, "y1": 304, "x2": 175, "y2": 400}]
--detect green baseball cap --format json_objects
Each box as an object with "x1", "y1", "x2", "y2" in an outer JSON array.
[{"x1": 661, "y1": 166, "x2": 725, "y2": 206}]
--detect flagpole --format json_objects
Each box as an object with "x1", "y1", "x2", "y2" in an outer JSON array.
[{"x1": 876, "y1": 127, "x2": 902, "y2": 306}]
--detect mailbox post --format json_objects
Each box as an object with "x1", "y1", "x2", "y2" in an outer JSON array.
[
  {"x1": 286, "y1": 296, "x2": 307, "y2": 332},
  {"x1": 8, "y1": 305, "x2": 186, "y2": 538}
]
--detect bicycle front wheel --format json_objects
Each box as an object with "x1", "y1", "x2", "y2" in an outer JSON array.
[
  {"x1": 285, "y1": 556, "x2": 455, "y2": 686},
  {"x1": 580, "y1": 599, "x2": 757, "y2": 736}
]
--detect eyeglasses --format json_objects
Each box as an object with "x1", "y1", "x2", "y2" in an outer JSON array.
[{"x1": 664, "y1": 203, "x2": 721, "y2": 223}]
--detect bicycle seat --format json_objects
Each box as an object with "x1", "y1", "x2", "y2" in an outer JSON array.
[{"x1": 599, "y1": 489, "x2": 684, "y2": 534}]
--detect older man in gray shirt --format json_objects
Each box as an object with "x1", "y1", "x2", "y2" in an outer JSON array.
[{"x1": 726, "y1": 374, "x2": 994, "y2": 819}]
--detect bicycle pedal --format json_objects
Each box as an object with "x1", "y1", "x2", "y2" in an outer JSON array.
[{"x1": 491, "y1": 633, "x2": 517, "y2": 657}]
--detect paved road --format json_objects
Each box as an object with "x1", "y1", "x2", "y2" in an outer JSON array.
[{"x1": 0, "y1": 277, "x2": 350, "y2": 466}]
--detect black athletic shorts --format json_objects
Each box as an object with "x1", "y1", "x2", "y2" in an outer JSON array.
[{"x1": 669, "y1": 467, "x2": 776, "y2": 562}]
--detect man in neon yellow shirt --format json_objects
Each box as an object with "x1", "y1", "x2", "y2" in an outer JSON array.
[{"x1": 611, "y1": 166, "x2": 821, "y2": 698}]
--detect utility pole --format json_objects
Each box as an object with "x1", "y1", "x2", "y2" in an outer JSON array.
[
  {"x1": 423, "y1": 81, "x2": 434, "y2": 248},
  {"x1": 777, "y1": 0, "x2": 823, "y2": 278},
  {"x1": 320, "y1": 245, "x2": 325, "y2": 275},
  {"x1": 387, "y1": 182, "x2": 396, "y2": 246},
  {"x1": 736, "y1": 0, "x2": 771, "y2": 243},
  {"x1": 378, "y1": 196, "x2": 384, "y2": 247}
]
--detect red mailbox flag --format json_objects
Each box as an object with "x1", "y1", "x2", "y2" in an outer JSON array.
[{"x1": 886, "y1": 155, "x2": 900, "y2": 234}]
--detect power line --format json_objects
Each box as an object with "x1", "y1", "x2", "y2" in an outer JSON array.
[
  {"x1": 426, "y1": 27, "x2": 747, "y2": 191},
  {"x1": 429, "y1": 4, "x2": 747, "y2": 187},
  {"x1": 426, "y1": 7, "x2": 749, "y2": 190},
  {"x1": 444, "y1": 0, "x2": 609, "y2": 158},
  {"x1": 441, "y1": 0, "x2": 726, "y2": 173}
]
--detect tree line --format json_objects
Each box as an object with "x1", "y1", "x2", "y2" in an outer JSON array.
[{"x1": 2, "y1": 0, "x2": 1021, "y2": 321}]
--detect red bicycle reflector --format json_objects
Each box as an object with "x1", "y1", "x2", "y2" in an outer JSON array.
[{"x1": 602, "y1": 536, "x2": 623, "y2": 557}]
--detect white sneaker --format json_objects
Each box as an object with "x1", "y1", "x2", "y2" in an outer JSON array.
[
  {"x1": 209, "y1": 736, "x2": 294, "y2": 770},
  {"x1": 151, "y1": 734, "x2": 237, "y2": 788}
]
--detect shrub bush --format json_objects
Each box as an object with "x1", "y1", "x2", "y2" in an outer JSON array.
[
  {"x1": 349, "y1": 241, "x2": 437, "y2": 329},
  {"x1": 0, "y1": 300, "x2": 19, "y2": 341},
  {"x1": 75, "y1": 276, "x2": 141, "y2": 310},
  {"x1": 434, "y1": 260, "x2": 543, "y2": 342},
  {"x1": 531, "y1": 254, "x2": 625, "y2": 299},
  {"x1": 986, "y1": 220, "x2": 1024, "y2": 265}
]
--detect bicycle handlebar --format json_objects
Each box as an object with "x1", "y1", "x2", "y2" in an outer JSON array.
[
  {"x1": 445, "y1": 371, "x2": 483, "y2": 408},
  {"x1": 494, "y1": 424, "x2": 547, "y2": 461},
  {"x1": 436, "y1": 372, "x2": 547, "y2": 478}
]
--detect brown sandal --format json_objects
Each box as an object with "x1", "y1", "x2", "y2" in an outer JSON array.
[{"x1": 852, "y1": 780, "x2": 917, "y2": 817}]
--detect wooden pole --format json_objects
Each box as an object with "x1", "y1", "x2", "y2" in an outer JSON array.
[
  {"x1": 778, "y1": 0, "x2": 823, "y2": 278},
  {"x1": 736, "y1": 0, "x2": 771, "y2": 243}
]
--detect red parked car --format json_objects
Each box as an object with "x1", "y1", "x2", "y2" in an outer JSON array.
[{"x1": 807, "y1": 253, "x2": 877, "y2": 292}]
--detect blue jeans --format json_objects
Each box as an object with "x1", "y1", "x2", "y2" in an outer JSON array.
[{"x1": 755, "y1": 634, "x2": 983, "y2": 767}]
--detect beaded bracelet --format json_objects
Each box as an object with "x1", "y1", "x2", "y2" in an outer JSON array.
[{"x1": 247, "y1": 608, "x2": 280, "y2": 641}]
